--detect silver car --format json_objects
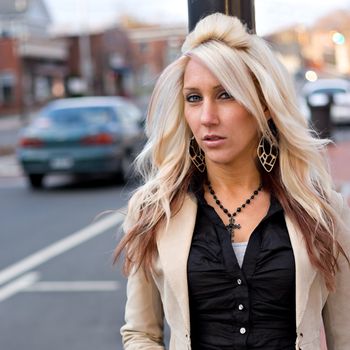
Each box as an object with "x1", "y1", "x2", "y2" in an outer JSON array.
[{"x1": 301, "y1": 78, "x2": 350, "y2": 125}]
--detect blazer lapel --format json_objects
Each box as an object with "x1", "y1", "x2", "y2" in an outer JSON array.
[
  {"x1": 285, "y1": 214, "x2": 317, "y2": 327},
  {"x1": 156, "y1": 194, "x2": 197, "y2": 331}
]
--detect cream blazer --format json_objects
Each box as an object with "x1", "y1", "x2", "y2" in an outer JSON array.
[{"x1": 121, "y1": 192, "x2": 350, "y2": 350}]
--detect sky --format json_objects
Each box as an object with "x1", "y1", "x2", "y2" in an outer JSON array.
[{"x1": 44, "y1": 0, "x2": 350, "y2": 35}]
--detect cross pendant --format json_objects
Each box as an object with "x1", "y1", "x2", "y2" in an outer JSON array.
[{"x1": 226, "y1": 216, "x2": 241, "y2": 239}]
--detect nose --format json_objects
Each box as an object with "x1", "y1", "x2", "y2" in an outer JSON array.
[{"x1": 201, "y1": 99, "x2": 219, "y2": 126}]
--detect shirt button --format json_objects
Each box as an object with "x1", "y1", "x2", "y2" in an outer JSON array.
[
  {"x1": 237, "y1": 278, "x2": 242, "y2": 285},
  {"x1": 239, "y1": 327, "x2": 246, "y2": 334},
  {"x1": 238, "y1": 304, "x2": 244, "y2": 311}
]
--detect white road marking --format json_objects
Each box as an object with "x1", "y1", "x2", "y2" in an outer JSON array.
[
  {"x1": 0, "y1": 155, "x2": 22, "y2": 177},
  {"x1": 0, "y1": 211, "x2": 124, "y2": 287},
  {"x1": 0, "y1": 272, "x2": 40, "y2": 302},
  {"x1": 24, "y1": 281, "x2": 121, "y2": 292}
]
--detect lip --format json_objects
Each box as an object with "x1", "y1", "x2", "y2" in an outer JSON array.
[{"x1": 202, "y1": 134, "x2": 226, "y2": 147}]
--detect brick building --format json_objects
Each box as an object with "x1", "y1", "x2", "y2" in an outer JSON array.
[
  {"x1": 122, "y1": 21, "x2": 186, "y2": 108},
  {"x1": 0, "y1": 0, "x2": 68, "y2": 116},
  {"x1": 64, "y1": 27, "x2": 134, "y2": 97},
  {"x1": 0, "y1": 1, "x2": 187, "y2": 116},
  {"x1": 63, "y1": 21, "x2": 186, "y2": 107}
]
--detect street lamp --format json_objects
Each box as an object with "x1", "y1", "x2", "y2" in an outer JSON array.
[{"x1": 187, "y1": 0, "x2": 255, "y2": 33}]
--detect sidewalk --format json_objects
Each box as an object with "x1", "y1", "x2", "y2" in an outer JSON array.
[
  {"x1": 0, "y1": 113, "x2": 34, "y2": 156},
  {"x1": 0, "y1": 112, "x2": 34, "y2": 131}
]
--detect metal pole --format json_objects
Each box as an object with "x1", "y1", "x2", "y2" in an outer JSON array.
[{"x1": 187, "y1": 0, "x2": 255, "y2": 33}]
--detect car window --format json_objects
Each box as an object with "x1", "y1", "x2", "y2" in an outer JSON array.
[
  {"x1": 44, "y1": 107, "x2": 115, "y2": 125},
  {"x1": 116, "y1": 102, "x2": 142, "y2": 126}
]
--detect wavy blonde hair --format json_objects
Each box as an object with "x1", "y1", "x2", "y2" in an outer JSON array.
[{"x1": 115, "y1": 13, "x2": 347, "y2": 290}]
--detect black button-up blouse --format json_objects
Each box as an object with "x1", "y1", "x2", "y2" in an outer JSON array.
[{"x1": 187, "y1": 183, "x2": 296, "y2": 350}]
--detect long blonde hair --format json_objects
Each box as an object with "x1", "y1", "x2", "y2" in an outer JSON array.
[{"x1": 115, "y1": 13, "x2": 347, "y2": 290}]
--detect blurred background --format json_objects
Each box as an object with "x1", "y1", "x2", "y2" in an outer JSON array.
[{"x1": 0, "y1": 0, "x2": 349, "y2": 349}]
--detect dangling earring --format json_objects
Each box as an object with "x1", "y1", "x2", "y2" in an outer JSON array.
[
  {"x1": 189, "y1": 136, "x2": 206, "y2": 173},
  {"x1": 257, "y1": 136, "x2": 278, "y2": 172},
  {"x1": 257, "y1": 119, "x2": 279, "y2": 172}
]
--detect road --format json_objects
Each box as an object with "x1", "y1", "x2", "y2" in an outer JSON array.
[{"x1": 0, "y1": 175, "x2": 132, "y2": 350}]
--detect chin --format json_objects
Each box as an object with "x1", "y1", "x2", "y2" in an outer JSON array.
[{"x1": 206, "y1": 156, "x2": 236, "y2": 166}]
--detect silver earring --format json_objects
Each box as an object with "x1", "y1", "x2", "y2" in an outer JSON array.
[
  {"x1": 189, "y1": 137, "x2": 205, "y2": 173},
  {"x1": 257, "y1": 136, "x2": 278, "y2": 172}
]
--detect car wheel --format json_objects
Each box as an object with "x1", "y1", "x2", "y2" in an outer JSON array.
[{"x1": 28, "y1": 174, "x2": 44, "y2": 189}]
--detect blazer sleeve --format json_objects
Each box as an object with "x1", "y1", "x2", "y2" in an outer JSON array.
[
  {"x1": 323, "y1": 193, "x2": 350, "y2": 350},
  {"x1": 120, "y1": 266, "x2": 165, "y2": 350}
]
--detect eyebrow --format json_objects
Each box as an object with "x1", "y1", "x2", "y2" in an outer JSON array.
[{"x1": 182, "y1": 85, "x2": 223, "y2": 92}]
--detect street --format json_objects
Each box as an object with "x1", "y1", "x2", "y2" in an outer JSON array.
[{"x1": 0, "y1": 176, "x2": 131, "y2": 350}]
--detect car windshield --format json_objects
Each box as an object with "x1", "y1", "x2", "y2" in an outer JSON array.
[
  {"x1": 311, "y1": 88, "x2": 346, "y2": 95},
  {"x1": 43, "y1": 106, "x2": 115, "y2": 125}
]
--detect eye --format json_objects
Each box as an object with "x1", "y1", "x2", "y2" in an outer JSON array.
[
  {"x1": 186, "y1": 94, "x2": 202, "y2": 103},
  {"x1": 218, "y1": 91, "x2": 233, "y2": 100}
]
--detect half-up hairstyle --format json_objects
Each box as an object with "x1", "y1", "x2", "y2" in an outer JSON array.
[{"x1": 115, "y1": 13, "x2": 348, "y2": 290}]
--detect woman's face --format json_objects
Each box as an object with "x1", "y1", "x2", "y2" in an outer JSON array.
[{"x1": 183, "y1": 58, "x2": 259, "y2": 169}]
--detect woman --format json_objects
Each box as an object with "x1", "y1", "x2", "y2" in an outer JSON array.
[{"x1": 115, "y1": 13, "x2": 350, "y2": 350}]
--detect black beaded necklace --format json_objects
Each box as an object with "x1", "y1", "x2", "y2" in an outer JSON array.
[{"x1": 207, "y1": 181, "x2": 263, "y2": 241}]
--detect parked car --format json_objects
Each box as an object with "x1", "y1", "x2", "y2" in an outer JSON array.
[
  {"x1": 17, "y1": 96, "x2": 145, "y2": 188},
  {"x1": 301, "y1": 78, "x2": 350, "y2": 125}
]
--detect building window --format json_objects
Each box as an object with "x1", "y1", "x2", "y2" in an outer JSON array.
[
  {"x1": 139, "y1": 42, "x2": 149, "y2": 54},
  {"x1": 0, "y1": 71, "x2": 16, "y2": 105}
]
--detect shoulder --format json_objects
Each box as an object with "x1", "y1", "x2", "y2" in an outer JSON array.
[
  {"x1": 157, "y1": 193, "x2": 198, "y2": 237},
  {"x1": 123, "y1": 193, "x2": 198, "y2": 235}
]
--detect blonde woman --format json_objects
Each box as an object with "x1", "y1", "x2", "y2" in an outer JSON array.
[{"x1": 115, "y1": 13, "x2": 350, "y2": 350}]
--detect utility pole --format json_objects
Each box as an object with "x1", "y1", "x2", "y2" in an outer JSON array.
[{"x1": 187, "y1": 0, "x2": 255, "y2": 33}]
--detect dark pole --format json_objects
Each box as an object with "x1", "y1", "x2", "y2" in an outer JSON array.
[{"x1": 187, "y1": 0, "x2": 255, "y2": 33}]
